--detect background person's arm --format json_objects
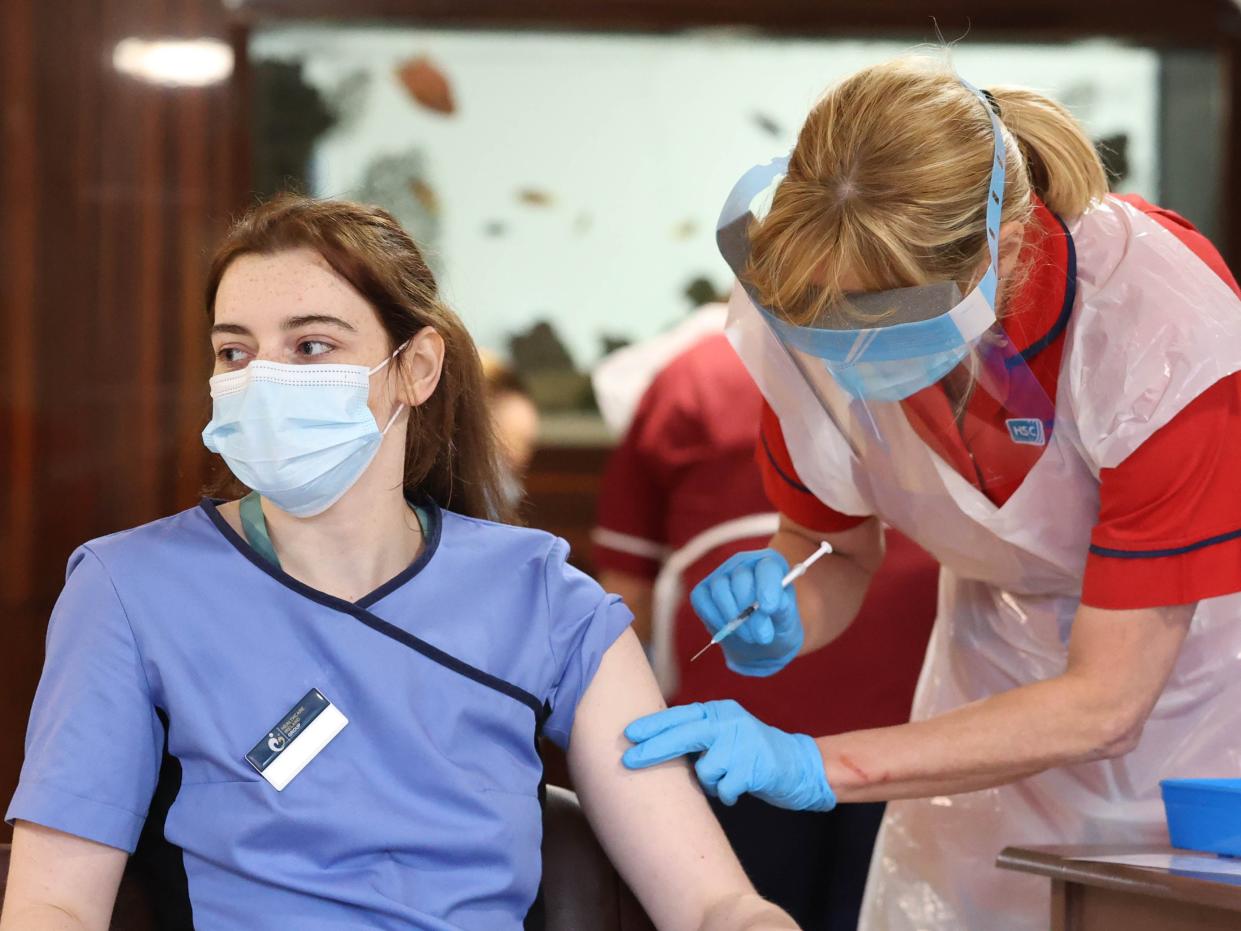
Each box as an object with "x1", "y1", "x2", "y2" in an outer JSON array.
[
  {"x1": 568, "y1": 629, "x2": 795, "y2": 931},
  {"x1": 820, "y1": 601, "x2": 1195, "y2": 800},
  {"x1": 0, "y1": 822, "x2": 126, "y2": 931}
]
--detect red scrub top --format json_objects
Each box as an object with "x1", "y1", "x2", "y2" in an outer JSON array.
[
  {"x1": 760, "y1": 197, "x2": 1241, "y2": 611},
  {"x1": 595, "y1": 333, "x2": 938, "y2": 736}
]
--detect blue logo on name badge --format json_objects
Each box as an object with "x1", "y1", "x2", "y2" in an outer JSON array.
[{"x1": 1006, "y1": 418, "x2": 1046, "y2": 447}]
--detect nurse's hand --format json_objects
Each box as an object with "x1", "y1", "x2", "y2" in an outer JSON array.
[
  {"x1": 692, "y1": 549, "x2": 803, "y2": 676},
  {"x1": 622, "y1": 700, "x2": 836, "y2": 812}
]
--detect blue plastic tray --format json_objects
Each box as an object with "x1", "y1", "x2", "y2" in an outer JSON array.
[{"x1": 1161, "y1": 778, "x2": 1241, "y2": 857}]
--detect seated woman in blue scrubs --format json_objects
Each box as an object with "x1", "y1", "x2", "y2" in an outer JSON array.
[{"x1": 1, "y1": 197, "x2": 795, "y2": 931}]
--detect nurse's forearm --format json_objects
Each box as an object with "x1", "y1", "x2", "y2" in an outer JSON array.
[
  {"x1": 819, "y1": 601, "x2": 1196, "y2": 802},
  {"x1": 769, "y1": 516, "x2": 883, "y2": 655},
  {"x1": 818, "y1": 675, "x2": 1102, "y2": 802}
]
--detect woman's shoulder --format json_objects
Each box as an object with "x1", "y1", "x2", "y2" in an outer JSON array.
[
  {"x1": 1063, "y1": 198, "x2": 1241, "y2": 468},
  {"x1": 438, "y1": 508, "x2": 561, "y2": 555},
  {"x1": 74, "y1": 501, "x2": 220, "y2": 574},
  {"x1": 436, "y1": 509, "x2": 594, "y2": 593}
]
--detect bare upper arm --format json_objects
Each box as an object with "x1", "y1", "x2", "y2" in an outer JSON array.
[
  {"x1": 566, "y1": 630, "x2": 791, "y2": 931},
  {"x1": 769, "y1": 514, "x2": 885, "y2": 653},
  {"x1": 1065, "y1": 601, "x2": 1197, "y2": 738},
  {"x1": 775, "y1": 512, "x2": 885, "y2": 573},
  {"x1": 1, "y1": 821, "x2": 127, "y2": 931}
]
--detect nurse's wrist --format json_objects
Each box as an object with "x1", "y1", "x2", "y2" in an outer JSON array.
[
  {"x1": 721, "y1": 642, "x2": 799, "y2": 678},
  {"x1": 816, "y1": 736, "x2": 878, "y2": 799},
  {"x1": 793, "y1": 733, "x2": 837, "y2": 812}
]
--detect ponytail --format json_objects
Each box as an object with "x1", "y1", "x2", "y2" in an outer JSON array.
[{"x1": 987, "y1": 86, "x2": 1108, "y2": 218}]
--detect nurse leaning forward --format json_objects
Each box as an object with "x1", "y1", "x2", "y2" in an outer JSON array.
[
  {"x1": 623, "y1": 56, "x2": 1241, "y2": 930},
  {"x1": 1, "y1": 198, "x2": 796, "y2": 930}
]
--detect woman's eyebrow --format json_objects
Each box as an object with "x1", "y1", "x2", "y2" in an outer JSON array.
[
  {"x1": 283, "y1": 314, "x2": 357, "y2": 332},
  {"x1": 211, "y1": 323, "x2": 251, "y2": 337}
]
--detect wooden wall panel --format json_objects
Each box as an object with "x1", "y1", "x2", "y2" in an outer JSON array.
[{"x1": 0, "y1": 0, "x2": 246, "y2": 828}]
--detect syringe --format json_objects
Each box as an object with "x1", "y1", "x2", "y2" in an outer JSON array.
[{"x1": 690, "y1": 540, "x2": 833, "y2": 663}]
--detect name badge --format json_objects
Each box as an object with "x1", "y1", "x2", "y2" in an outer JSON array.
[{"x1": 245, "y1": 688, "x2": 348, "y2": 791}]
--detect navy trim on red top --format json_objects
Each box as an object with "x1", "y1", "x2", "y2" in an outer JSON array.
[
  {"x1": 1018, "y1": 212, "x2": 1077, "y2": 363},
  {"x1": 760, "y1": 429, "x2": 814, "y2": 494},
  {"x1": 1089, "y1": 526, "x2": 1241, "y2": 560}
]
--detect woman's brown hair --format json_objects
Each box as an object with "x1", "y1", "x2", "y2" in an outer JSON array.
[{"x1": 205, "y1": 194, "x2": 512, "y2": 523}]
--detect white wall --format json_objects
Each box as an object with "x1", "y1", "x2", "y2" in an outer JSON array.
[{"x1": 252, "y1": 27, "x2": 1158, "y2": 368}]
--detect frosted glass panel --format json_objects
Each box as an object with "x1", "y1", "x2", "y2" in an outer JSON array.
[{"x1": 251, "y1": 27, "x2": 1158, "y2": 387}]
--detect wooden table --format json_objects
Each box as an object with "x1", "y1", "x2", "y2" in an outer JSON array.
[{"x1": 997, "y1": 845, "x2": 1241, "y2": 930}]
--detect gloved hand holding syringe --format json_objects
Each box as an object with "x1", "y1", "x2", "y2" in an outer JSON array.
[{"x1": 690, "y1": 541, "x2": 833, "y2": 663}]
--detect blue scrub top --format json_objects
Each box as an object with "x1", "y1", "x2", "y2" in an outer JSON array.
[{"x1": 7, "y1": 499, "x2": 632, "y2": 930}]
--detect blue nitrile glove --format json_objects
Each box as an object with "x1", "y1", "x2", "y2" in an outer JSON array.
[
  {"x1": 691, "y1": 549, "x2": 803, "y2": 677},
  {"x1": 622, "y1": 700, "x2": 836, "y2": 812}
]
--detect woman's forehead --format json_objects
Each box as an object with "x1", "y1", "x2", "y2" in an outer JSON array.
[{"x1": 214, "y1": 247, "x2": 376, "y2": 331}]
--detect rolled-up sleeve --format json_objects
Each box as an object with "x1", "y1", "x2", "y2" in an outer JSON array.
[
  {"x1": 541, "y1": 539, "x2": 634, "y2": 748},
  {"x1": 1084, "y1": 374, "x2": 1241, "y2": 610},
  {"x1": 6, "y1": 547, "x2": 163, "y2": 852}
]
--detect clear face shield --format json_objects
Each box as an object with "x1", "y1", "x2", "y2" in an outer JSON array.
[{"x1": 717, "y1": 79, "x2": 1055, "y2": 494}]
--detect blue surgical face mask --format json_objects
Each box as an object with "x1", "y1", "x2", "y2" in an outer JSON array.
[
  {"x1": 201, "y1": 343, "x2": 408, "y2": 517},
  {"x1": 829, "y1": 342, "x2": 973, "y2": 402}
]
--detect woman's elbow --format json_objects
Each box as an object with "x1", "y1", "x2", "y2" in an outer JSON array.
[{"x1": 1080, "y1": 705, "x2": 1147, "y2": 762}]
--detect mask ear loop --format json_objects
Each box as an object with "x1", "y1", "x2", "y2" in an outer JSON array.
[
  {"x1": 380, "y1": 404, "x2": 406, "y2": 435},
  {"x1": 369, "y1": 339, "x2": 412, "y2": 376},
  {"x1": 372, "y1": 340, "x2": 414, "y2": 435}
]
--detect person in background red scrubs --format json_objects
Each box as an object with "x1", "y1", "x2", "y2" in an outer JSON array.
[{"x1": 594, "y1": 323, "x2": 938, "y2": 931}]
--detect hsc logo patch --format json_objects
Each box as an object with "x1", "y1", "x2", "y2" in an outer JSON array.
[{"x1": 1006, "y1": 418, "x2": 1047, "y2": 447}]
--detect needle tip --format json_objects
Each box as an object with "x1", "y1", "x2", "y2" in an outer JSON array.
[{"x1": 689, "y1": 643, "x2": 713, "y2": 663}]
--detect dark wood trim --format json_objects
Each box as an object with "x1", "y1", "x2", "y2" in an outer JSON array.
[
  {"x1": 228, "y1": 0, "x2": 1241, "y2": 44},
  {"x1": 997, "y1": 845, "x2": 1241, "y2": 914},
  {"x1": 0, "y1": 0, "x2": 37, "y2": 606}
]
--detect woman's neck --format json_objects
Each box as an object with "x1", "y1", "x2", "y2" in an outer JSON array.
[{"x1": 260, "y1": 430, "x2": 424, "y2": 602}]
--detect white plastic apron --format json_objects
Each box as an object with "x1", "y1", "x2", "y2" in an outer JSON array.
[{"x1": 727, "y1": 197, "x2": 1241, "y2": 931}]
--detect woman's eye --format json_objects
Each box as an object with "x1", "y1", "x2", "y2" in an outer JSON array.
[
  {"x1": 298, "y1": 340, "x2": 334, "y2": 358},
  {"x1": 216, "y1": 347, "x2": 250, "y2": 365}
]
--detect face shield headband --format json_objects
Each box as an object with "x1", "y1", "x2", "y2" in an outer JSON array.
[{"x1": 715, "y1": 76, "x2": 1007, "y2": 369}]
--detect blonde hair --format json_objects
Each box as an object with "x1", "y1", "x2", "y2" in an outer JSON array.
[{"x1": 748, "y1": 56, "x2": 1107, "y2": 326}]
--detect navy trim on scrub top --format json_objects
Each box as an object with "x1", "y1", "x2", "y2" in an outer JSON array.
[
  {"x1": 1089, "y1": 525, "x2": 1241, "y2": 559},
  {"x1": 199, "y1": 498, "x2": 549, "y2": 724}
]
